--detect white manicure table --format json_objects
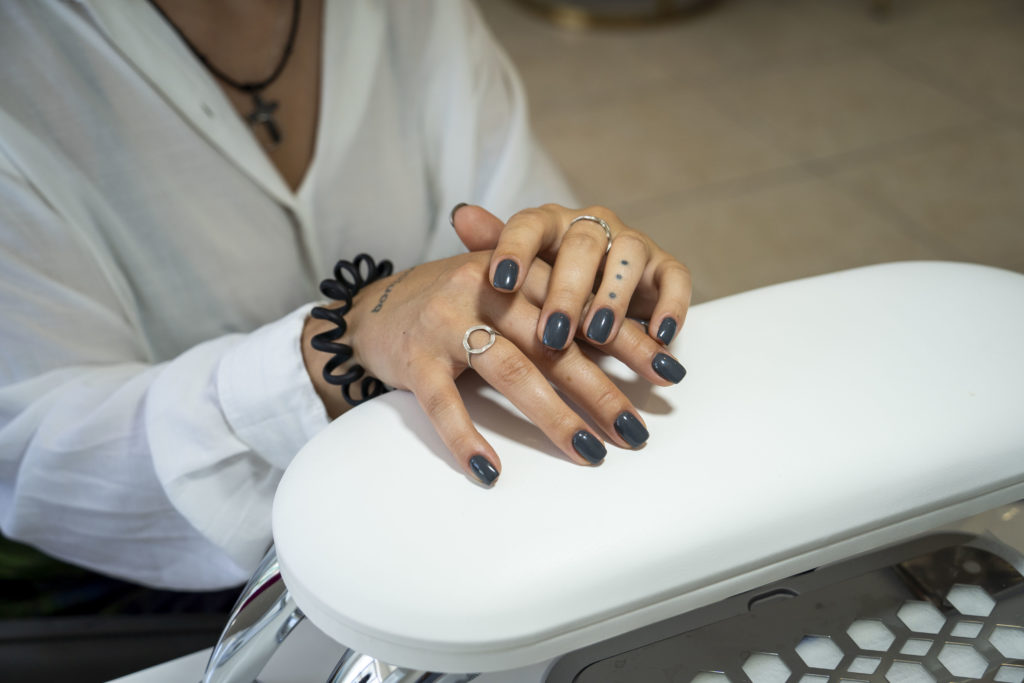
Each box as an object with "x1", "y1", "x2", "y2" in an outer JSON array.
[{"x1": 115, "y1": 261, "x2": 1024, "y2": 683}]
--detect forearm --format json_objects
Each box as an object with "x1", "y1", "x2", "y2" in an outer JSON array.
[{"x1": 1, "y1": 306, "x2": 327, "y2": 589}]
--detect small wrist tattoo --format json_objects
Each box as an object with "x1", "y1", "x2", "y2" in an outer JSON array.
[{"x1": 371, "y1": 267, "x2": 414, "y2": 313}]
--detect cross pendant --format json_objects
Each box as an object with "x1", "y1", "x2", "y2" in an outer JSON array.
[{"x1": 246, "y1": 92, "x2": 282, "y2": 146}]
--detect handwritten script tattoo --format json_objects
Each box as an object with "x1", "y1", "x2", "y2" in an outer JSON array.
[{"x1": 371, "y1": 268, "x2": 414, "y2": 313}]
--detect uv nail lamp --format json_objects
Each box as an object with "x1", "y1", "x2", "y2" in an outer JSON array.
[{"x1": 262, "y1": 261, "x2": 1024, "y2": 682}]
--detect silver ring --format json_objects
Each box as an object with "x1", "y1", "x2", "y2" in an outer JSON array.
[
  {"x1": 569, "y1": 215, "x2": 613, "y2": 254},
  {"x1": 463, "y1": 324, "x2": 500, "y2": 369}
]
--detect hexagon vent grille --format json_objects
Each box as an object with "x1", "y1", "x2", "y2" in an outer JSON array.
[{"x1": 574, "y1": 545, "x2": 1024, "y2": 683}]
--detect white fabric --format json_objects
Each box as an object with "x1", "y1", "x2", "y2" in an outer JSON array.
[{"x1": 0, "y1": 0, "x2": 574, "y2": 589}]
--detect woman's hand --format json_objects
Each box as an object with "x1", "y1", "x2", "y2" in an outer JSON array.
[
  {"x1": 302, "y1": 251, "x2": 682, "y2": 486},
  {"x1": 451, "y1": 203, "x2": 691, "y2": 369}
]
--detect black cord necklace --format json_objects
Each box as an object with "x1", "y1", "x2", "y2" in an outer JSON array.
[{"x1": 149, "y1": 0, "x2": 301, "y2": 146}]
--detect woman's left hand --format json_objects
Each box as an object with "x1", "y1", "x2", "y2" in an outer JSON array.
[{"x1": 452, "y1": 203, "x2": 692, "y2": 352}]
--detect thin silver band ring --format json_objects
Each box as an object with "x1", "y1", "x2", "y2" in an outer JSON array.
[
  {"x1": 463, "y1": 324, "x2": 500, "y2": 369},
  {"x1": 569, "y1": 215, "x2": 613, "y2": 254}
]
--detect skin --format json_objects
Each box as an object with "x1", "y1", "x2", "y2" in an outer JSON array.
[
  {"x1": 151, "y1": 0, "x2": 322, "y2": 190},
  {"x1": 160, "y1": 1, "x2": 693, "y2": 484}
]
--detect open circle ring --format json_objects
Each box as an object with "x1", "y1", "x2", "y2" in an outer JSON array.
[
  {"x1": 463, "y1": 324, "x2": 501, "y2": 369},
  {"x1": 569, "y1": 215, "x2": 613, "y2": 254}
]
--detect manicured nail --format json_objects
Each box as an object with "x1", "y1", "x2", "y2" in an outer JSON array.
[
  {"x1": 493, "y1": 259, "x2": 519, "y2": 291},
  {"x1": 448, "y1": 202, "x2": 469, "y2": 227},
  {"x1": 656, "y1": 317, "x2": 678, "y2": 345},
  {"x1": 542, "y1": 312, "x2": 571, "y2": 349},
  {"x1": 469, "y1": 455, "x2": 499, "y2": 486},
  {"x1": 572, "y1": 430, "x2": 606, "y2": 464},
  {"x1": 614, "y1": 412, "x2": 649, "y2": 448},
  {"x1": 652, "y1": 353, "x2": 686, "y2": 383},
  {"x1": 586, "y1": 307, "x2": 615, "y2": 344}
]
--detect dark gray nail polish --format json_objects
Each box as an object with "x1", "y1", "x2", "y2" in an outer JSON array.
[
  {"x1": 448, "y1": 202, "x2": 469, "y2": 227},
  {"x1": 657, "y1": 317, "x2": 678, "y2": 345},
  {"x1": 469, "y1": 455, "x2": 499, "y2": 486},
  {"x1": 652, "y1": 353, "x2": 686, "y2": 383},
  {"x1": 586, "y1": 307, "x2": 615, "y2": 344},
  {"x1": 614, "y1": 412, "x2": 649, "y2": 448},
  {"x1": 542, "y1": 312, "x2": 571, "y2": 349},
  {"x1": 493, "y1": 259, "x2": 519, "y2": 291},
  {"x1": 572, "y1": 430, "x2": 606, "y2": 464}
]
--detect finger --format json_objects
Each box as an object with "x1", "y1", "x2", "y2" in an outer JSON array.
[
  {"x1": 488, "y1": 205, "x2": 562, "y2": 292},
  {"x1": 603, "y1": 318, "x2": 687, "y2": 386},
  {"x1": 469, "y1": 336, "x2": 607, "y2": 465},
  {"x1": 408, "y1": 362, "x2": 503, "y2": 487},
  {"x1": 517, "y1": 257, "x2": 552, "y2": 308},
  {"x1": 538, "y1": 216, "x2": 611, "y2": 349},
  {"x1": 582, "y1": 230, "x2": 651, "y2": 346},
  {"x1": 648, "y1": 258, "x2": 693, "y2": 346},
  {"x1": 450, "y1": 203, "x2": 506, "y2": 252},
  {"x1": 492, "y1": 297, "x2": 650, "y2": 449}
]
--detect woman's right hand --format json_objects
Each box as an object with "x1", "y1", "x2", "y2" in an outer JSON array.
[{"x1": 301, "y1": 251, "x2": 684, "y2": 486}]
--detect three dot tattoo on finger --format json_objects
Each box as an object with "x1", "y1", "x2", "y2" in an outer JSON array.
[{"x1": 584, "y1": 259, "x2": 627, "y2": 344}]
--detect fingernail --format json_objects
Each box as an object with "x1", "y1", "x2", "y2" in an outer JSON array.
[
  {"x1": 656, "y1": 317, "x2": 678, "y2": 345},
  {"x1": 448, "y1": 202, "x2": 469, "y2": 227},
  {"x1": 572, "y1": 430, "x2": 606, "y2": 464},
  {"x1": 493, "y1": 259, "x2": 519, "y2": 291},
  {"x1": 586, "y1": 307, "x2": 615, "y2": 344},
  {"x1": 652, "y1": 353, "x2": 686, "y2": 383},
  {"x1": 542, "y1": 312, "x2": 571, "y2": 349},
  {"x1": 614, "y1": 412, "x2": 649, "y2": 448},
  {"x1": 469, "y1": 455, "x2": 499, "y2": 486}
]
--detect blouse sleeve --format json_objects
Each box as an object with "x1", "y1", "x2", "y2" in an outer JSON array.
[
  {"x1": 0, "y1": 153, "x2": 327, "y2": 590},
  {"x1": 411, "y1": 0, "x2": 578, "y2": 262}
]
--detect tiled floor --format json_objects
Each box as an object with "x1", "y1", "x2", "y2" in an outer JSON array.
[{"x1": 478, "y1": 0, "x2": 1024, "y2": 303}]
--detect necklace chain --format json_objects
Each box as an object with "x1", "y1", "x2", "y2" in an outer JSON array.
[{"x1": 148, "y1": 0, "x2": 301, "y2": 145}]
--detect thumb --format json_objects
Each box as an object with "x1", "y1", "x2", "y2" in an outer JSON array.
[{"x1": 451, "y1": 204, "x2": 505, "y2": 252}]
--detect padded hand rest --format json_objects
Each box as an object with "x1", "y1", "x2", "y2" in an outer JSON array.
[{"x1": 273, "y1": 262, "x2": 1024, "y2": 673}]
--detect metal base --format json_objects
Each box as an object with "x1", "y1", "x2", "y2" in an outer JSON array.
[{"x1": 547, "y1": 535, "x2": 1024, "y2": 682}]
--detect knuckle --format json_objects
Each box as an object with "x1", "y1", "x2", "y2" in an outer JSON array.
[
  {"x1": 562, "y1": 229, "x2": 603, "y2": 252},
  {"x1": 593, "y1": 386, "x2": 625, "y2": 414},
  {"x1": 510, "y1": 207, "x2": 548, "y2": 232},
  {"x1": 494, "y1": 353, "x2": 535, "y2": 388},
  {"x1": 548, "y1": 282, "x2": 584, "y2": 303},
  {"x1": 583, "y1": 205, "x2": 619, "y2": 224},
  {"x1": 551, "y1": 410, "x2": 581, "y2": 436},
  {"x1": 615, "y1": 230, "x2": 650, "y2": 255},
  {"x1": 449, "y1": 260, "x2": 486, "y2": 288},
  {"x1": 622, "y1": 325, "x2": 653, "y2": 357},
  {"x1": 420, "y1": 387, "x2": 455, "y2": 420},
  {"x1": 448, "y1": 432, "x2": 478, "y2": 459},
  {"x1": 421, "y1": 294, "x2": 457, "y2": 330}
]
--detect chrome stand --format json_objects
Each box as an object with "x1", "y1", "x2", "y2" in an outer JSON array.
[
  {"x1": 201, "y1": 545, "x2": 478, "y2": 683},
  {"x1": 326, "y1": 649, "x2": 478, "y2": 683},
  {"x1": 202, "y1": 546, "x2": 304, "y2": 683}
]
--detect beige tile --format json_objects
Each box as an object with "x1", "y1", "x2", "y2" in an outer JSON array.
[
  {"x1": 829, "y1": 125, "x2": 1024, "y2": 273},
  {"x1": 702, "y1": 54, "x2": 980, "y2": 162},
  {"x1": 534, "y1": 85, "x2": 798, "y2": 207},
  {"x1": 875, "y1": 18, "x2": 1024, "y2": 120},
  {"x1": 793, "y1": 0, "x2": 1024, "y2": 118},
  {"x1": 618, "y1": 0, "x2": 870, "y2": 86},
  {"x1": 478, "y1": 0, "x2": 679, "y2": 121},
  {"x1": 622, "y1": 175, "x2": 942, "y2": 302}
]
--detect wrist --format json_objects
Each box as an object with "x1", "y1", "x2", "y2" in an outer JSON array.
[
  {"x1": 301, "y1": 306, "x2": 350, "y2": 420},
  {"x1": 302, "y1": 254, "x2": 394, "y2": 418}
]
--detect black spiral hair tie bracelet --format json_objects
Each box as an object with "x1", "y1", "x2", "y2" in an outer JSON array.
[{"x1": 309, "y1": 254, "x2": 394, "y2": 407}]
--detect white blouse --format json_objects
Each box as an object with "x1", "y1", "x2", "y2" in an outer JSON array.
[{"x1": 0, "y1": 0, "x2": 573, "y2": 589}]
